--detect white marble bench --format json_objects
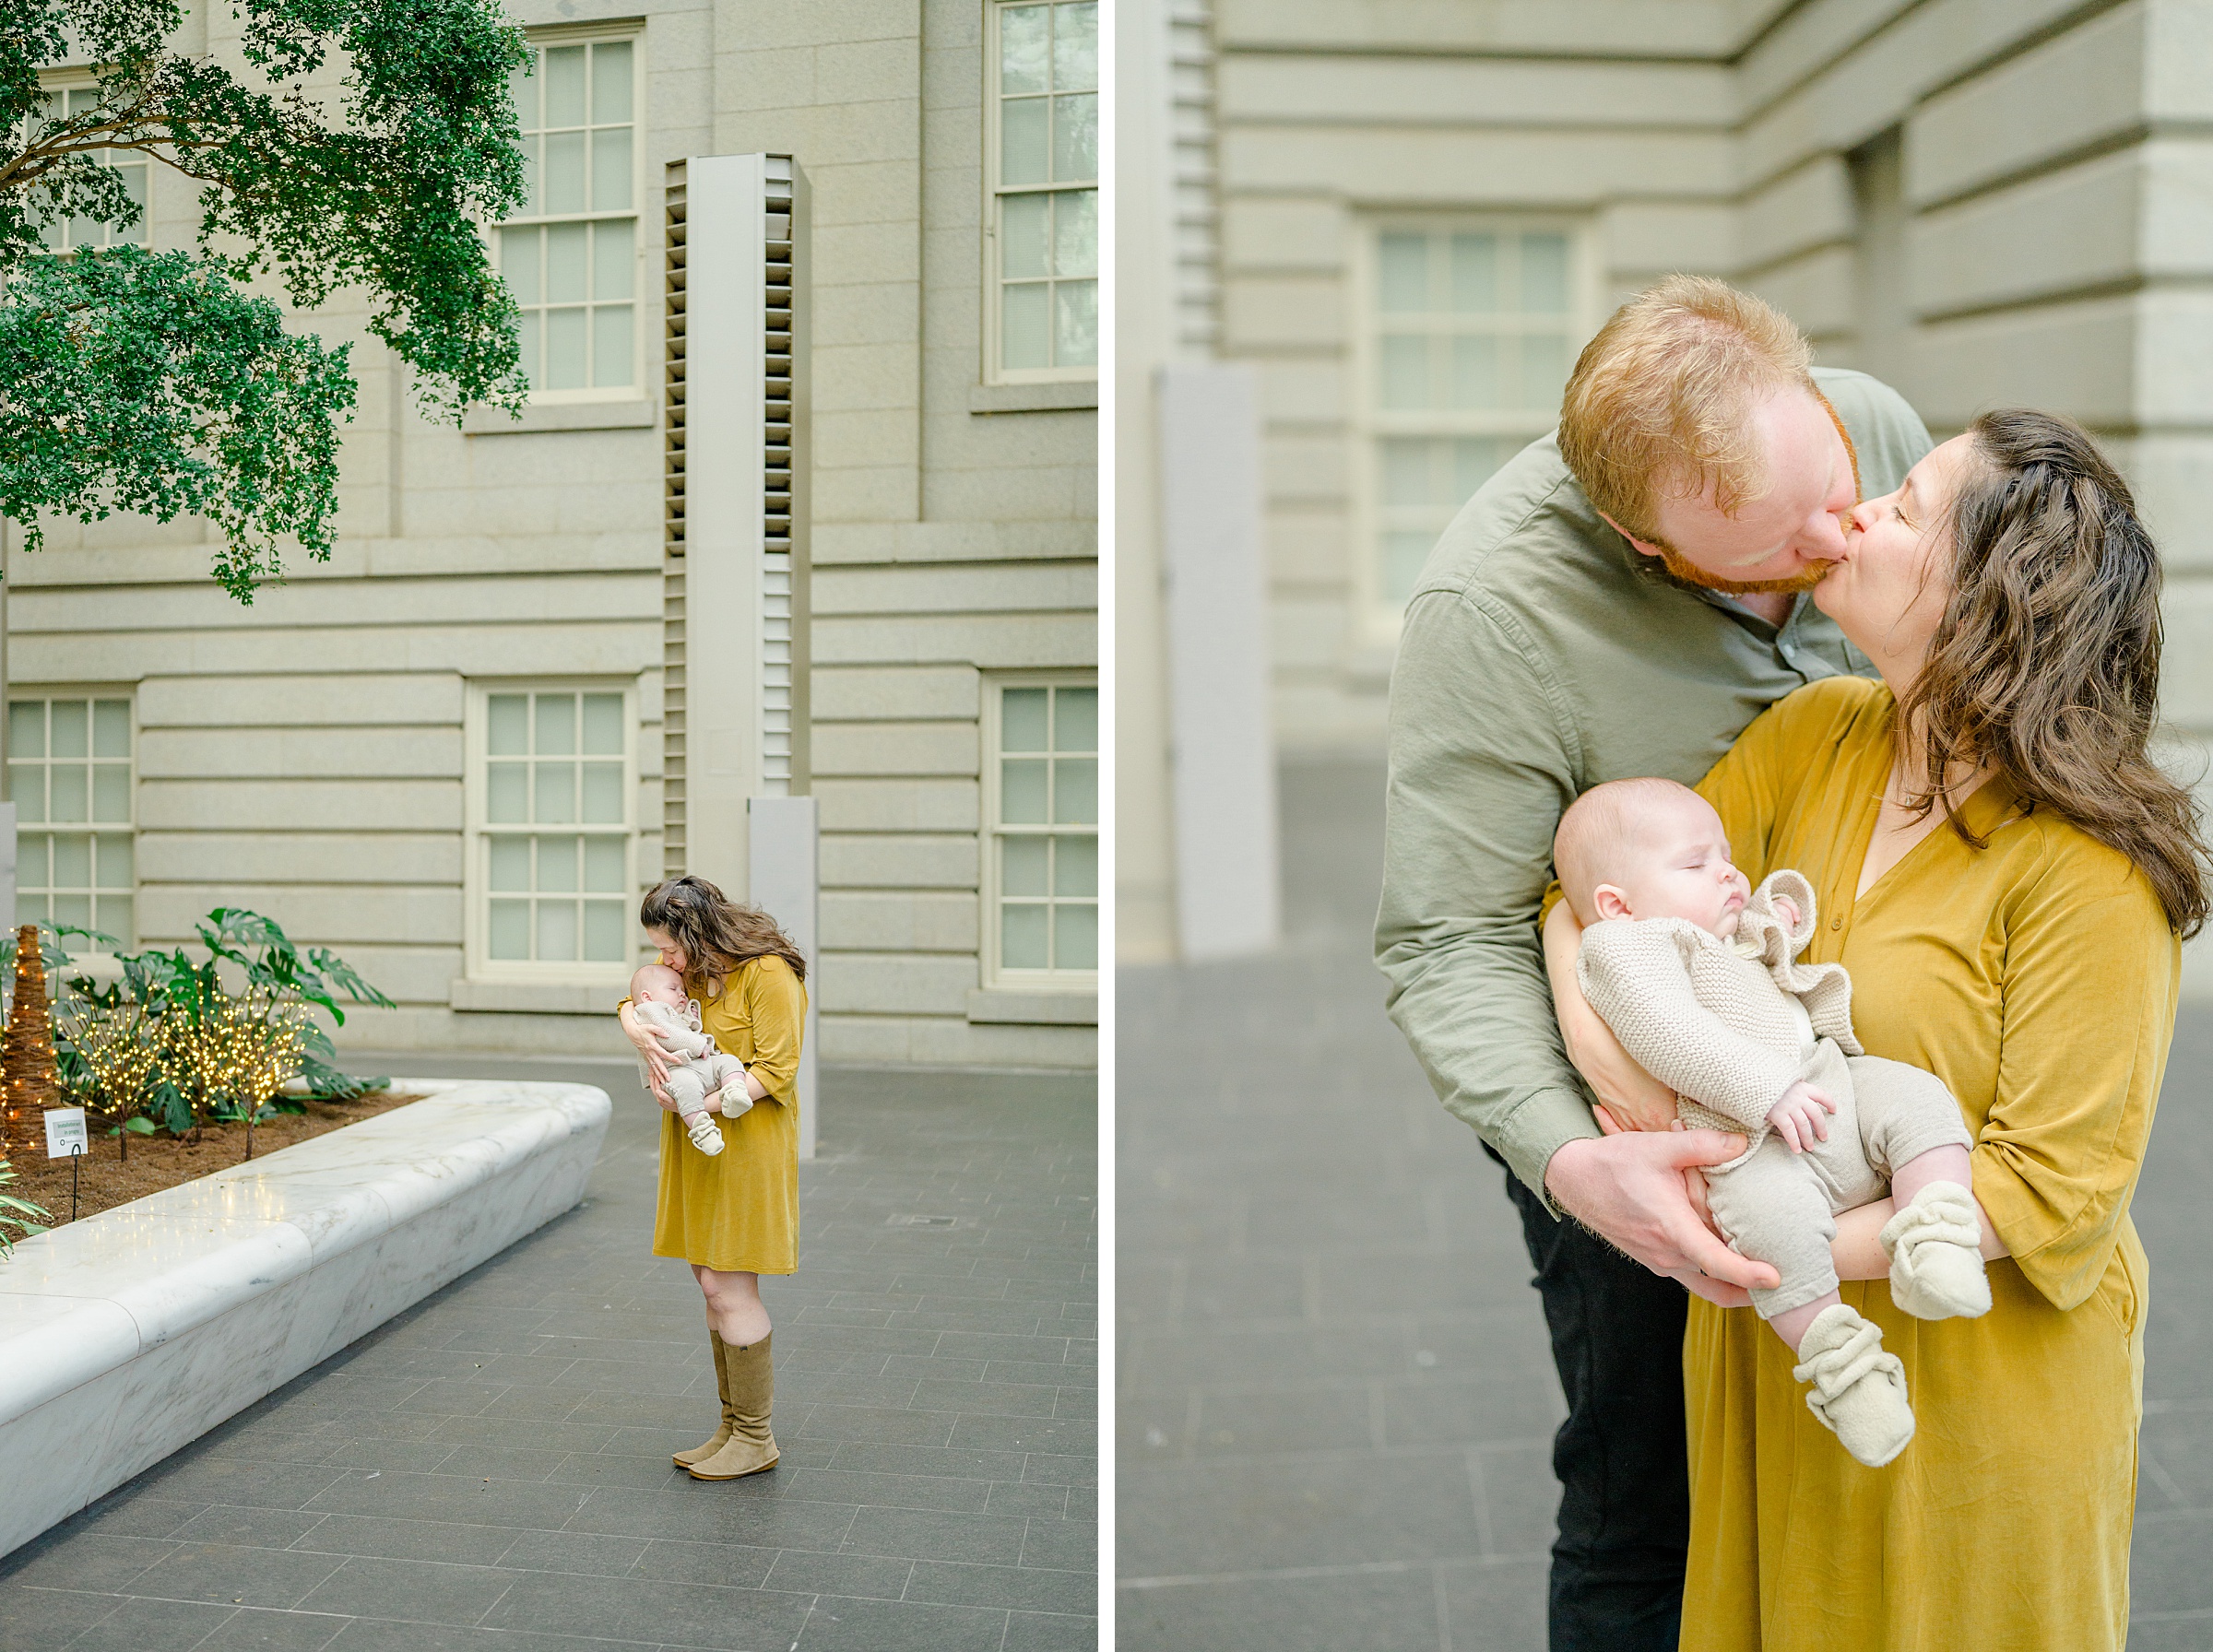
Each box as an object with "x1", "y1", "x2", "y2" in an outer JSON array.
[{"x1": 0, "y1": 1080, "x2": 611, "y2": 1560}]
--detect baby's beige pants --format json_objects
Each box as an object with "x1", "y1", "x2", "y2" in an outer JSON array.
[
  {"x1": 666, "y1": 1050, "x2": 749, "y2": 1117},
  {"x1": 1702, "y1": 1037, "x2": 1973, "y2": 1318}
]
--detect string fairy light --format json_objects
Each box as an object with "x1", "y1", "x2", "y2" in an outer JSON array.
[
  {"x1": 0, "y1": 925, "x2": 59, "y2": 1158},
  {"x1": 55, "y1": 1000, "x2": 159, "y2": 1162}
]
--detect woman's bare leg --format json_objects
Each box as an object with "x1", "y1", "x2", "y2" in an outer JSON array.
[{"x1": 693, "y1": 1265, "x2": 770, "y2": 1346}]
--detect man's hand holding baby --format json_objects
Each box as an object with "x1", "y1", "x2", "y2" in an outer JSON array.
[{"x1": 1767, "y1": 1080, "x2": 1837, "y2": 1154}]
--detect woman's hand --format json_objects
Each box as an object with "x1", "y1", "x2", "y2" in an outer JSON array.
[
  {"x1": 618, "y1": 1002, "x2": 679, "y2": 1107},
  {"x1": 1544, "y1": 899, "x2": 1681, "y2": 1133}
]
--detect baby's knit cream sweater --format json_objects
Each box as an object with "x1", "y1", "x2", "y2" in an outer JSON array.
[{"x1": 1574, "y1": 870, "x2": 1860, "y2": 1157}]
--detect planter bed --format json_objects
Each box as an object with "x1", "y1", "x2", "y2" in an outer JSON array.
[
  {"x1": 5, "y1": 1090, "x2": 430, "y2": 1224},
  {"x1": 0, "y1": 1079, "x2": 611, "y2": 1561}
]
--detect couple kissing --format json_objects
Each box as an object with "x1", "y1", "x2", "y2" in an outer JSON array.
[{"x1": 1379, "y1": 276, "x2": 2194, "y2": 1652}]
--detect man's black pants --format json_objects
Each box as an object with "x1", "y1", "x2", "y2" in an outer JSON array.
[{"x1": 1493, "y1": 1146, "x2": 1688, "y2": 1652}]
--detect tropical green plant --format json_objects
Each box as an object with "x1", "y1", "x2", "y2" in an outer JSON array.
[
  {"x1": 1, "y1": 0, "x2": 531, "y2": 600},
  {"x1": 38, "y1": 908, "x2": 393, "y2": 1137}
]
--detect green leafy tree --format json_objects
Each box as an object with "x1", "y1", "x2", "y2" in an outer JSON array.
[{"x1": 0, "y1": 0, "x2": 529, "y2": 601}]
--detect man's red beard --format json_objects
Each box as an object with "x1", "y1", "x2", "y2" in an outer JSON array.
[
  {"x1": 1646, "y1": 387, "x2": 1855, "y2": 596},
  {"x1": 1653, "y1": 538, "x2": 1836, "y2": 596}
]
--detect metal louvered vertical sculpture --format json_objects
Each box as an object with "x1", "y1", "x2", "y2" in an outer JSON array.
[
  {"x1": 659, "y1": 154, "x2": 811, "y2": 899},
  {"x1": 662, "y1": 163, "x2": 690, "y2": 878},
  {"x1": 762, "y1": 162, "x2": 798, "y2": 796}
]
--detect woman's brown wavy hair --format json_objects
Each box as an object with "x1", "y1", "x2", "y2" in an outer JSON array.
[
  {"x1": 1902, "y1": 408, "x2": 2211, "y2": 937},
  {"x1": 639, "y1": 875, "x2": 808, "y2": 993}
]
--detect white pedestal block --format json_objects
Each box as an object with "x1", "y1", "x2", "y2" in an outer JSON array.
[{"x1": 0, "y1": 1080, "x2": 610, "y2": 1560}]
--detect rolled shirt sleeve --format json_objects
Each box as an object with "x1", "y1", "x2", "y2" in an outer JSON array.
[
  {"x1": 1974, "y1": 847, "x2": 2176, "y2": 1311},
  {"x1": 1377, "y1": 587, "x2": 1599, "y2": 1209},
  {"x1": 739, "y1": 956, "x2": 808, "y2": 1107}
]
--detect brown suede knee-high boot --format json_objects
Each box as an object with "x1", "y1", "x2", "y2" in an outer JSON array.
[
  {"x1": 687, "y1": 1332, "x2": 778, "y2": 1480},
  {"x1": 672, "y1": 1332, "x2": 735, "y2": 1468}
]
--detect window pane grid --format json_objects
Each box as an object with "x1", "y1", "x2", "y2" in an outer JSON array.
[
  {"x1": 994, "y1": 3, "x2": 1097, "y2": 375},
  {"x1": 481, "y1": 690, "x2": 631, "y2": 966},
  {"x1": 503, "y1": 39, "x2": 637, "y2": 394},
  {"x1": 993, "y1": 682, "x2": 1096, "y2": 976},
  {"x1": 12, "y1": 696, "x2": 134, "y2": 946},
  {"x1": 30, "y1": 88, "x2": 151, "y2": 252},
  {"x1": 1368, "y1": 225, "x2": 1579, "y2": 609}
]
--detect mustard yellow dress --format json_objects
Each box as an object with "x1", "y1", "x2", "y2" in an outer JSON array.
[
  {"x1": 1679, "y1": 675, "x2": 2175, "y2": 1652},
  {"x1": 647, "y1": 954, "x2": 806, "y2": 1275}
]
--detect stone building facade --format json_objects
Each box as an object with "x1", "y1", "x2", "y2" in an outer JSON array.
[
  {"x1": 1120, "y1": 0, "x2": 2213, "y2": 984},
  {"x1": 12, "y1": 0, "x2": 1100, "y2": 1067}
]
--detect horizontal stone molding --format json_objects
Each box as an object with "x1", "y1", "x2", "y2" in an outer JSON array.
[
  {"x1": 967, "y1": 381, "x2": 1099, "y2": 414},
  {"x1": 462, "y1": 397, "x2": 657, "y2": 435},
  {"x1": 0, "y1": 1080, "x2": 611, "y2": 1561},
  {"x1": 966, "y1": 986, "x2": 1098, "y2": 1026},
  {"x1": 448, "y1": 977, "x2": 628, "y2": 1015}
]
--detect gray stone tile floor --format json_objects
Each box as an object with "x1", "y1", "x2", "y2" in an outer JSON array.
[
  {"x1": 1, "y1": 1059, "x2": 1097, "y2": 1652},
  {"x1": 1118, "y1": 758, "x2": 2213, "y2": 1652}
]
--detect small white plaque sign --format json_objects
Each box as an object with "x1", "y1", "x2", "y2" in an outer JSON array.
[{"x1": 43, "y1": 1107, "x2": 89, "y2": 1159}]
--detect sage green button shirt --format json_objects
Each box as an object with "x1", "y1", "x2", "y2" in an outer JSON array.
[{"x1": 1375, "y1": 367, "x2": 1933, "y2": 1210}]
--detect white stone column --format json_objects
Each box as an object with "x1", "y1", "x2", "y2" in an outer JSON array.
[
  {"x1": 1159, "y1": 361, "x2": 1281, "y2": 959},
  {"x1": 749, "y1": 795, "x2": 818, "y2": 1160},
  {"x1": 679, "y1": 154, "x2": 774, "y2": 902}
]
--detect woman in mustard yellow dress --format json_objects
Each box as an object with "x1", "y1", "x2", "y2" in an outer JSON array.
[
  {"x1": 1684, "y1": 411, "x2": 2207, "y2": 1648},
  {"x1": 617, "y1": 875, "x2": 807, "y2": 1482},
  {"x1": 1556, "y1": 411, "x2": 2207, "y2": 1648}
]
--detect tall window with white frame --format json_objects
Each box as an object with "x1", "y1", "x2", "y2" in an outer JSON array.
[
  {"x1": 501, "y1": 35, "x2": 639, "y2": 397},
  {"x1": 987, "y1": 678, "x2": 1097, "y2": 985},
  {"x1": 1364, "y1": 223, "x2": 1586, "y2": 622},
  {"x1": 474, "y1": 687, "x2": 634, "y2": 975},
  {"x1": 989, "y1": 2, "x2": 1098, "y2": 381},
  {"x1": 10, "y1": 695, "x2": 134, "y2": 948},
  {"x1": 30, "y1": 87, "x2": 150, "y2": 251}
]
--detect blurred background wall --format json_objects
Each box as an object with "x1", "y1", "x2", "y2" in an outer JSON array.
[{"x1": 1118, "y1": 0, "x2": 2213, "y2": 978}]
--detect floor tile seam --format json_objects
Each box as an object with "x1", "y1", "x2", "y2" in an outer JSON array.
[
  {"x1": 2140, "y1": 1449, "x2": 2192, "y2": 1509},
  {"x1": 1116, "y1": 1553, "x2": 1523, "y2": 1589},
  {"x1": 336, "y1": 1610, "x2": 669, "y2": 1649},
  {"x1": 1118, "y1": 1436, "x2": 1552, "y2": 1470},
  {"x1": 2135, "y1": 1505, "x2": 2213, "y2": 1527},
  {"x1": 789, "y1": 1467, "x2": 1016, "y2": 1492},
  {"x1": 59, "y1": 1547, "x2": 351, "y2": 1612},
  {"x1": 1119, "y1": 1375, "x2": 1544, "y2": 1400},
  {"x1": 1121, "y1": 1310, "x2": 1530, "y2": 1336}
]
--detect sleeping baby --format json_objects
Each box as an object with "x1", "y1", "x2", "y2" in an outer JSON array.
[
  {"x1": 627, "y1": 962, "x2": 753, "y2": 1157},
  {"x1": 1554, "y1": 777, "x2": 1991, "y2": 1469}
]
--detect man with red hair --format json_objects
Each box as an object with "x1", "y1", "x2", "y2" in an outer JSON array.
[{"x1": 1377, "y1": 276, "x2": 1931, "y2": 1650}]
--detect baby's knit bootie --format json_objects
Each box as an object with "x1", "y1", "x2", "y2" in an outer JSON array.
[
  {"x1": 716, "y1": 1084, "x2": 753, "y2": 1120},
  {"x1": 1880, "y1": 1181, "x2": 1990, "y2": 1320},
  {"x1": 1793, "y1": 1304, "x2": 1914, "y2": 1468},
  {"x1": 683, "y1": 1111, "x2": 727, "y2": 1155}
]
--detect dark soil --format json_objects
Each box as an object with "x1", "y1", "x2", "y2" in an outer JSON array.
[{"x1": 1, "y1": 1092, "x2": 428, "y2": 1225}]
